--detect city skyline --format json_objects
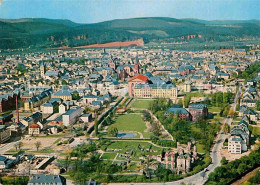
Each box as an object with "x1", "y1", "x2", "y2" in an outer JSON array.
[{"x1": 0, "y1": 0, "x2": 259, "y2": 23}]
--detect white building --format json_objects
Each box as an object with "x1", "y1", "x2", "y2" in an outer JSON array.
[
  {"x1": 228, "y1": 123, "x2": 250, "y2": 154},
  {"x1": 62, "y1": 107, "x2": 83, "y2": 127},
  {"x1": 41, "y1": 102, "x2": 58, "y2": 114},
  {"x1": 228, "y1": 136, "x2": 247, "y2": 154},
  {"x1": 59, "y1": 103, "x2": 68, "y2": 114}
]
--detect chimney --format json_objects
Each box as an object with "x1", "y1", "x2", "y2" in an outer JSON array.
[{"x1": 16, "y1": 95, "x2": 19, "y2": 125}]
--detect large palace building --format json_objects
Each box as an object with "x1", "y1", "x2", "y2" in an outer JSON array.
[{"x1": 128, "y1": 74, "x2": 177, "y2": 99}]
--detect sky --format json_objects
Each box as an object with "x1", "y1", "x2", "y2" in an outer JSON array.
[{"x1": 0, "y1": 0, "x2": 259, "y2": 23}]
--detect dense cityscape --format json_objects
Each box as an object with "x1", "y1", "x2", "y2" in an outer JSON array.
[
  {"x1": 0, "y1": 0, "x2": 260, "y2": 185},
  {"x1": 0, "y1": 46, "x2": 259, "y2": 184}
]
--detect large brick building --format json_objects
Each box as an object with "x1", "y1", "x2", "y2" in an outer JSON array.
[
  {"x1": 188, "y1": 104, "x2": 208, "y2": 122},
  {"x1": 0, "y1": 93, "x2": 17, "y2": 113},
  {"x1": 128, "y1": 74, "x2": 148, "y2": 97},
  {"x1": 165, "y1": 105, "x2": 191, "y2": 121}
]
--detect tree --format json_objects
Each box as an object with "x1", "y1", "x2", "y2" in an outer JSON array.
[
  {"x1": 223, "y1": 123, "x2": 230, "y2": 134},
  {"x1": 63, "y1": 150, "x2": 72, "y2": 171},
  {"x1": 221, "y1": 157, "x2": 228, "y2": 165},
  {"x1": 256, "y1": 100, "x2": 260, "y2": 111},
  {"x1": 228, "y1": 109, "x2": 235, "y2": 116},
  {"x1": 230, "y1": 72, "x2": 237, "y2": 78},
  {"x1": 171, "y1": 118, "x2": 191, "y2": 144},
  {"x1": 94, "y1": 118, "x2": 99, "y2": 136},
  {"x1": 62, "y1": 80, "x2": 68, "y2": 85},
  {"x1": 237, "y1": 163, "x2": 247, "y2": 174},
  {"x1": 35, "y1": 141, "x2": 41, "y2": 151},
  {"x1": 17, "y1": 141, "x2": 23, "y2": 151},
  {"x1": 183, "y1": 95, "x2": 191, "y2": 108},
  {"x1": 108, "y1": 126, "x2": 118, "y2": 137},
  {"x1": 177, "y1": 99, "x2": 183, "y2": 107},
  {"x1": 150, "y1": 121, "x2": 161, "y2": 137},
  {"x1": 72, "y1": 91, "x2": 80, "y2": 100},
  {"x1": 143, "y1": 111, "x2": 151, "y2": 121},
  {"x1": 14, "y1": 143, "x2": 19, "y2": 151}
]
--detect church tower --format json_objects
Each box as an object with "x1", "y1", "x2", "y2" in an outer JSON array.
[
  {"x1": 134, "y1": 56, "x2": 140, "y2": 73},
  {"x1": 40, "y1": 63, "x2": 45, "y2": 77}
]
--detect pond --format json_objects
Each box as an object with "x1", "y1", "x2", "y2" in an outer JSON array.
[{"x1": 117, "y1": 132, "x2": 136, "y2": 138}]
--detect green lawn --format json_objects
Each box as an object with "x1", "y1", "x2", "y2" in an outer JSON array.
[
  {"x1": 130, "y1": 100, "x2": 153, "y2": 109},
  {"x1": 233, "y1": 117, "x2": 241, "y2": 121},
  {"x1": 111, "y1": 114, "x2": 152, "y2": 138},
  {"x1": 252, "y1": 126, "x2": 260, "y2": 136},
  {"x1": 101, "y1": 152, "x2": 117, "y2": 160},
  {"x1": 196, "y1": 143, "x2": 206, "y2": 153},
  {"x1": 208, "y1": 106, "x2": 222, "y2": 113},
  {"x1": 191, "y1": 124, "x2": 201, "y2": 132},
  {"x1": 208, "y1": 114, "x2": 223, "y2": 123}
]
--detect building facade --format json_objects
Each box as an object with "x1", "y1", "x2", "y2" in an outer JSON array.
[{"x1": 0, "y1": 125, "x2": 11, "y2": 144}]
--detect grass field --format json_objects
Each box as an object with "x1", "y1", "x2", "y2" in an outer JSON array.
[
  {"x1": 252, "y1": 126, "x2": 260, "y2": 136},
  {"x1": 196, "y1": 143, "x2": 206, "y2": 153},
  {"x1": 208, "y1": 106, "x2": 222, "y2": 113},
  {"x1": 130, "y1": 99, "x2": 153, "y2": 109},
  {"x1": 111, "y1": 114, "x2": 152, "y2": 138},
  {"x1": 101, "y1": 152, "x2": 117, "y2": 160}
]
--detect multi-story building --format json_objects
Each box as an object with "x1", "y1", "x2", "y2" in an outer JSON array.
[
  {"x1": 128, "y1": 74, "x2": 148, "y2": 97},
  {"x1": 20, "y1": 112, "x2": 42, "y2": 127},
  {"x1": 0, "y1": 125, "x2": 11, "y2": 144},
  {"x1": 28, "y1": 123, "x2": 41, "y2": 135},
  {"x1": 0, "y1": 93, "x2": 17, "y2": 113},
  {"x1": 188, "y1": 104, "x2": 208, "y2": 121},
  {"x1": 183, "y1": 81, "x2": 192, "y2": 93},
  {"x1": 24, "y1": 89, "x2": 52, "y2": 111},
  {"x1": 165, "y1": 105, "x2": 191, "y2": 121},
  {"x1": 40, "y1": 101, "x2": 59, "y2": 114},
  {"x1": 134, "y1": 84, "x2": 177, "y2": 99},
  {"x1": 128, "y1": 74, "x2": 178, "y2": 99},
  {"x1": 228, "y1": 122, "x2": 250, "y2": 154},
  {"x1": 52, "y1": 90, "x2": 72, "y2": 101},
  {"x1": 62, "y1": 106, "x2": 83, "y2": 127}
]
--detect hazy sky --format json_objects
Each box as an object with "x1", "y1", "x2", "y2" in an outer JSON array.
[{"x1": 0, "y1": 0, "x2": 259, "y2": 23}]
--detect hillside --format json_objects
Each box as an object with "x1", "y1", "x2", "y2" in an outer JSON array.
[{"x1": 0, "y1": 17, "x2": 259, "y2": 49}]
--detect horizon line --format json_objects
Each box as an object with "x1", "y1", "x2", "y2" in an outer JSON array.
[{"x1": 0, "y1": 16, "x2": 259, "y2": 24}]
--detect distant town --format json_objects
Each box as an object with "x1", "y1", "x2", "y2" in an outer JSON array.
[{"x1": 0, "y1": 45, "x2": 260, "y2": 185}]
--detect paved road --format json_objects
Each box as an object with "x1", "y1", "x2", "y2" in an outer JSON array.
[{"x1": 0, "y1": 140, "x2": 19, "y2": 154}]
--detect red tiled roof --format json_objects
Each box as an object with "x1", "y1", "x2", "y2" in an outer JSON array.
[
  {"x1": 128, "y1": 74, "x2": 148, "y2": 82},
  {"x1": 29, "y1": 124, "x2": 40, "y2": 128}
]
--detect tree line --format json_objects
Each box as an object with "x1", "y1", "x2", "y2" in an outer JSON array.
[{"x1": 206, "y1": 147, "x2": 260, "y2": 185}]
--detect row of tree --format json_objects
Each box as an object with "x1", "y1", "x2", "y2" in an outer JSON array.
[{"x1": 206, "y1": 147, "x2": 260, "y2": 185}]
